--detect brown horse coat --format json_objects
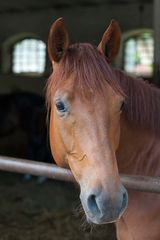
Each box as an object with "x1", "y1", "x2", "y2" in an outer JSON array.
[{"x1": 47, "y1": 18, "x2": 160, "y2": 240}]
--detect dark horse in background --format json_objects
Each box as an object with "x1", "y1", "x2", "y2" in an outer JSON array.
[{"x1": 0, "y1": 91, "x2": 52, "y2": 174}]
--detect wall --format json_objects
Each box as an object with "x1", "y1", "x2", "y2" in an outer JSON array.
[{"x1": 0, "y1": 2, "x2": 153, "y2": 95}]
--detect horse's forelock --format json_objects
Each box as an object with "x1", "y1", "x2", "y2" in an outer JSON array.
[{"x1": 46, "y1": 43, "x2": 123, "y2": 107}]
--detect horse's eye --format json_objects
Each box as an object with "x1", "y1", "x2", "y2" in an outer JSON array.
[
  {"x1": 55, "y1": 100, "x2": 69, "y2": 117},
  {"x1": 56, "y1": 101, "x2": 66, "y2": 112}
]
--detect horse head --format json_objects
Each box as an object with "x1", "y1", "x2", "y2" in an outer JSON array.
[{"x1": 47, "y1": 18, "x2": 128, "y2": 224}]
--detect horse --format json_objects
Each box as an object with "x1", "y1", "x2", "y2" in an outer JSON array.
[
  {"x1": 46, "y1": 18, "x2": 160, "y2": 239},
  {"x1": 0, "y1": 91, "x2": 51, "y2": 165}
]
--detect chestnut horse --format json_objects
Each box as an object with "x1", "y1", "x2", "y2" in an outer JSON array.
[{"x1": 46, "y1": 18, "x2": 160, "y2": 240}]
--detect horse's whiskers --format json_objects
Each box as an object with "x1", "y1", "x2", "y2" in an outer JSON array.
[
  {"x1": 73, "y1": 201, "x2": 84, "y2": 217},
  {"x1": 72, "y1": 201, "x2": 96, "y2": 233}
]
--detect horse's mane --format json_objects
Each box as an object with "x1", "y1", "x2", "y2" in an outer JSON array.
[
  {"x1": 115, "y1": 70, "x2": 160, "y2": 134},
  {"x1": 46, "y1": 43, "x2": 160, "y2": 134}
]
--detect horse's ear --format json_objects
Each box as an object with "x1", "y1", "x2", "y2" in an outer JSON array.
[
  {"x1": 48, "y1": 18, "x2": 69, "y2": 63},
  {"x1": 98, "y1": 19, "x2": 121, "y2": 62}
]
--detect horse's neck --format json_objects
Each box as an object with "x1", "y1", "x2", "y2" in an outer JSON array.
[
  {"x1": 115, "y1": 70, "x2": 160, "y2": 135},
  {"x1": 116, "y1": 116, "x2": 160, "y2": 176}
]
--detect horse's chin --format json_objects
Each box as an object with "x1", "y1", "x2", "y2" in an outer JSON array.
[
  {"x1": 86, "y1": 202, "x2": 127, "y2": 225},
  {"x1": 86, "y1": 215, "x2": 118, "y2": 225}
]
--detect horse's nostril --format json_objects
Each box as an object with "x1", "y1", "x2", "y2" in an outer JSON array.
[
  {"x1": 87, "y1": 194, "x2": 101, "y2": 217},
  {"x1": 121, "y1": 191, "x2": 128, "y2": 210}
]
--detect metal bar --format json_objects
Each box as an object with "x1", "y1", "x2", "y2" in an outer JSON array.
[
  {"x1": 120, "y1": 174, "x2": 160, "y2": 194},
  {"x1": 0, "y1": 156, "x2": 160, "y2": 193},
  {"x1": 0, "y1": 156, "x2": 74, "y2": 182}
]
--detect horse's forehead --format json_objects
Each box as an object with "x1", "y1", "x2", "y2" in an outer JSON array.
[{"x1": 55, "y1": 80, "x2": 119, "y2": 104}]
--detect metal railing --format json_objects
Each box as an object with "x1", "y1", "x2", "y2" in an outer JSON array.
[{"x1": 0, "y1": 156, "x2": 160, "y2": 193}]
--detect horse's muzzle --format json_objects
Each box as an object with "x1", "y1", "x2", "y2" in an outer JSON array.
[{"x1": 80, "y1": 185, "x2": 128, "y2": 224}]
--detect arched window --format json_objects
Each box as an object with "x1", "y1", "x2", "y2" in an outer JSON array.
[
  {"x1": 12, "y1": 38, "x2": 46, "y2": 75},
  {"x1": 123, "y1": 30, "x2": 153, "y2": 77}
]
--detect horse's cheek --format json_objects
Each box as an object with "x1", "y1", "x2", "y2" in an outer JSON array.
[{"x1": 49, "y1": 108, "x2": 68, "y2": 168}]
